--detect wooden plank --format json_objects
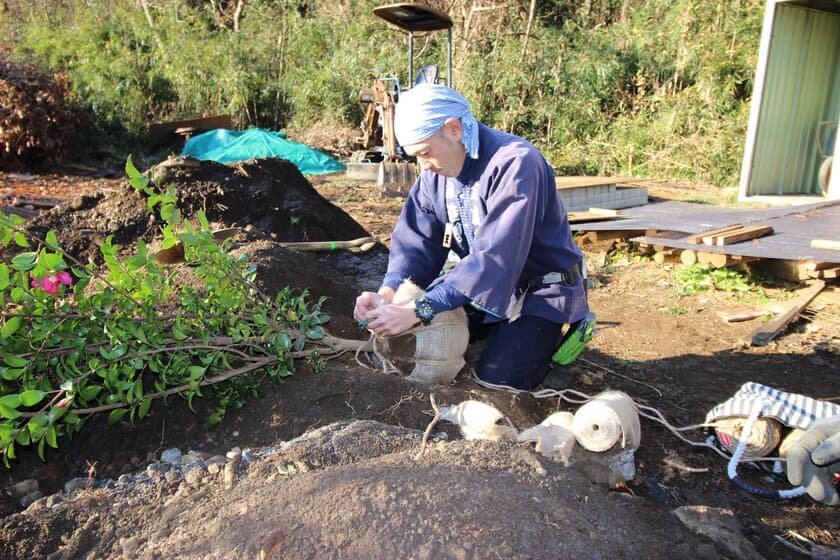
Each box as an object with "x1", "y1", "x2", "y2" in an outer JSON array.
[
  {"x1": 587, "y1": 207, "x2": 621, "y2": 217},
  {"x1": 147, "y1": 114, "x2": 232, "y2": 148},
  {"x1": 713, "y1": 225, "x2": 774, "y2": 246},
  {"x1": 805, "y1": 261, "x2": 835, "y2": 272},
  {"x1": 555, "y1": 176, "x2": 622, "y2": 189},
  {"x1": 743, "y1": 280, "x2": 826, "y2": 347},
  {"x1": 685, "y1": 225, "x2": 743, "y2": 244},
  {"x1": 809, "y1": 266, "x2": 840, "y2": 279},
  {"x1": 810, "y1": 239, "x2": 840, "y2": 251},
  {"x1": 717, "y1": 310, "x2": 771, "y2": 323},
  {"x1": 577, "y1": 230, "x2": 645, "y2": 242},
  {"x1": 568, "y1": 211, "x2": 620, "y2": 224}
]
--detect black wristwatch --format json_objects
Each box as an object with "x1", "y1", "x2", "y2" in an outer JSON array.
[{"x1": 414, "y1": 297, "x2": 436, "y2": 326}]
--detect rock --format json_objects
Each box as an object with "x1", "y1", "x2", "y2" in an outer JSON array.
[
  {"x1": 64, "y1": 477, "x2": 89, "y2": 494},
  {"x1": 226, "y1": 447, "x2": 242, "y2": 460},
  {"x1": 21, "y1": 492, "x2": 44, "y2": 510},
  {"x1": 206, "y1": 455, "x2": 227, "y2": 467},
  {"x1": 161, "y1": 448, "x2": 183, "y2": 463},
  {"x1": 120, "y1": 536, "x2": 141, "y2": 557},
  {"x1": 673, "y1": 505, "x2": 764, "y2": 560},
  {"x1": 223, "y1": 457, "x2": 240, "y2": 490},
  {"x1": 6, "y1": 479, "x2": 38, "y2": 499},
  {"x1": 165, "y1": 470, "x2": 179, "y2": 484},
  {"x1": 184, "y1": 467, "x2": 205, "y2": 486}
]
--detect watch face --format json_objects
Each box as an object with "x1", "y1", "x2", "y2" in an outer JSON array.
[{"x1": 416, "y1": 299, "x2": 434, "y2": 323}]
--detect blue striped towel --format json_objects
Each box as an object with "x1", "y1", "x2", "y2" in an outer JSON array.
[{"x1": 706, "y1": 382, "x2": 840, "y2": 430}]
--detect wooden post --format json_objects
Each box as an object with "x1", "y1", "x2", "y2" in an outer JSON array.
[{"x1": 680, "y1": 250, "x2": 697, "y2": 265}]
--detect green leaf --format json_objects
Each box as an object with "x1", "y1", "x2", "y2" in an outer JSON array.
[
  {"x1": 47, "y1": 406, "x2": 67, "y2": 424},
  {"x1": 1, "y1": 316, "x2": 21, "y2": 338},
  {"x1": 80, "y1": 385, "x2": 102, "y2": 401},
  {"x1": 3, "y1": 355, "x2": 26, "y2": 368},
  {"x1": 107, "y1": 408, "x2": 128, "y2": 425},
  {"x1": 1, "y1": 368, "x2": 24, "y2": 381},
  {"x1": 188, "y1": 366, "x2": 205, "y2": 381},
  {"x1": 45, "y1": 426, "x2": 58, "y2": 448},
  {"x1": 0, "y1": 403, "x2": 21, "y2": 420},
  {"x1": 37, "y1": 438, "x2": 45, "y2": 461},
  {"x1": 0, "y1": 395, "x2": 21, "y2": 409},
  {"x1": 19, "y1": 390, "x2": 46, "y2": 407},
  {"x1": 45, "y1": 230, "x2": 60, "y2": 249},
  {"x1": 14, "y1": 430, "x2": 29, "y2": 446},
  {"x1": 41, "y1": 251, "x2": 64, "y2": 270},
  {"x1": 10, "y1": 252, "x2": 36, "y2": 271},
  {"x1": 138, "y1": 397, "x2": 152, "y2": 419},
  {"x1": 0, "y1": 263, "x2": 8, "y2": 290},
  {"x1": 13, "y1": 232, "x2": 29, "y2": 248},
  {"x1": 273, "y1": 332, "x2": 292, "y2": 352},
  {"x1": 27, "y1": 414, "x2": 48, "y2": 433}
]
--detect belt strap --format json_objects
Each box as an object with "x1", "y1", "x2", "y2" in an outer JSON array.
[{"x1": 524, "y1": 262, "x2": 582, "y2": 290}]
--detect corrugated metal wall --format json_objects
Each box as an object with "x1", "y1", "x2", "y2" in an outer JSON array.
[{"x1": 747, "y1": 2, "x2": 840, "y2": 196}]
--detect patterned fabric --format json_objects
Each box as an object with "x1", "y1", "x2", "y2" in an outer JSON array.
[
  {"x1": 393, "y1": 84, "x2": 480, "y2": 159},
  {"x1": 706, "y1": 382, "x2": 840, "y2": 430}
]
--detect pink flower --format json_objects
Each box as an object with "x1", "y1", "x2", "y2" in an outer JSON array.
[{"x1": 30, "y1": 271, "x2": 73, "y2": 294}]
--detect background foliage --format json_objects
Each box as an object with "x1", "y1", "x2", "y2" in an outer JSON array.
[{"x1": 0, "y1": 0, "x2": 763, "y2": 187}]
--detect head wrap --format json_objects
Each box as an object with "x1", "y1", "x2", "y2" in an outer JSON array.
[{"x1": 394, "y1": 83, "x2": 479, "y2": 159}]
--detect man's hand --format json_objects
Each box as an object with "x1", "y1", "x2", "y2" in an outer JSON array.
[
  {"x1": 354, "y1": 288, "x2": 395, "y2": 324},
  {"x1": 364, "y1": 301, "x2": 420, "y2": 337},
  {"x1": 786, "y1": 415, "x2": 840, "y2": 505}
]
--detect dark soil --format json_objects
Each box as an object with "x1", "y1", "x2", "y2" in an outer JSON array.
[{"x1": 0, "y1": 158, "x2": 837, "y2": 560}]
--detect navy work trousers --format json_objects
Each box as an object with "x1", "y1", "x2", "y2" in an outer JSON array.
[{"x1": 468, "y1": 311, "x2": 564, "y2": 390}]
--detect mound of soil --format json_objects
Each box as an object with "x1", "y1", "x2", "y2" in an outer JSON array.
[{"x1": 0, "y1": 160, "x2": 837, "y2": 560}]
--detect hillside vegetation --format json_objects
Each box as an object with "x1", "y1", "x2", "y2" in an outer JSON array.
[{"x1": 0, "y1": 0, "x2": 762, "y2": 187}]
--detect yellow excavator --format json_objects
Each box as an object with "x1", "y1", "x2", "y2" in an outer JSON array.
[{"x1": 349, "y1": 3, "x2": 454, "y2": 196}]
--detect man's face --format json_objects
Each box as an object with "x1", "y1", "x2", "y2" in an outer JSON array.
[{"x1": 401, "y1": 119, "x2": 467, "y2": 178}]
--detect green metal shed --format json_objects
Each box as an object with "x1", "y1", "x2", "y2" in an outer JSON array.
[{"x1": 739, "y1": 0, "x2": 840, "y2": 201}]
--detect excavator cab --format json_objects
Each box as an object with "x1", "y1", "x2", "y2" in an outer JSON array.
[{"x1": 348, "y1": 3, "x2": 454, "y2": 196}]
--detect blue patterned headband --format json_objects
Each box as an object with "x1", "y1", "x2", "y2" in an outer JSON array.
[{"x1": 394, "y1": 83, "x2": 479, "y2": 159}]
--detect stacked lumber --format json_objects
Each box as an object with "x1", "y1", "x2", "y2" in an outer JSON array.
[
  {"x1": 684, "y1": 224, "x2": 774, "y2": 246},
  {"x1": 0, "y1": 53, "x2": 77, "y2": 170}
]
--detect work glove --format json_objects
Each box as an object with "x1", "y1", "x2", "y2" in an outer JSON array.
[
  {"x1": 785, "y1": 415, "x2": 840, "y2": 505},
  {"x1": 552, "y1": 313, "x2": 596, "y2": 366}
]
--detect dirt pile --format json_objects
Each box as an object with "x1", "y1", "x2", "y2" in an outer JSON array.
[{"x1": 0, "y1": 160, "x2": 837, "y2": 559}]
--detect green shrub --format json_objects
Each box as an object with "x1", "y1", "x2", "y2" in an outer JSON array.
[{"x1": 1, "y1": 0, "x2": 763, "y2": 188}]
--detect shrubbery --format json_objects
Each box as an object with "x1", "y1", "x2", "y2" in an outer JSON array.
[{"x1": 0, "y1": 0, "x2": 762, "y2": 187}]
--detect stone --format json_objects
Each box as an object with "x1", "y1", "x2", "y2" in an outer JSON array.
[
  {"x1": 161, "y1": 448, "x2": 183, "y2": 463},
  {"x1": 64, "y1": 477, "x2": 89, "y2": 494},
  {"x1": 6, "y1": 479, "x2": 38, "y2": 499},
  {"x1": 673, "y1": 505, "x2": 764, "y2": 560}
]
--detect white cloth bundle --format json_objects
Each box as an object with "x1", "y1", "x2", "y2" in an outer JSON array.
[
  {"x1": 517, "y1": 412, "x2": 576, "y2": 464},
  {"x1": 572, "y1": 391, "x2": 641, "y2": 452},
  {"x1": 439, "y1": 400, "x2": 517, "y2": 441}
]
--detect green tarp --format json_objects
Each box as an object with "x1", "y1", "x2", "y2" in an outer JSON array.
[{"x1": 181, "y1": 128, "x2": 345, "y2": 175}]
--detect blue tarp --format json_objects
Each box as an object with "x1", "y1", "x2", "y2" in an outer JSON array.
[{"x1": 181, "y1": 128, "x2": 346, "y2": 175}]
